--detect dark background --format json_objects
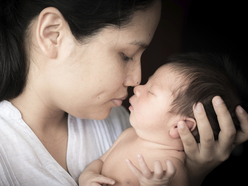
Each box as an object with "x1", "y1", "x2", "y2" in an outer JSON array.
[{"x1": 123, "y1": 0, "x2": 248, "y2": 185}]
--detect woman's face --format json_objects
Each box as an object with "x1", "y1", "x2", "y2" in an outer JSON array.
[{"x1": 45, "y1": 0, "x2": 161, "y2": 119}]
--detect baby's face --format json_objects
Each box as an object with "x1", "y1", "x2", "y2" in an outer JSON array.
[{"x1": 129, "y1": 64, "x2": 182, "y2": 141}]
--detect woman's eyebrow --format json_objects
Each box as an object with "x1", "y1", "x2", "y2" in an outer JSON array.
[{"x1": 129, "y1": 40, "x2": 149, "y2": 49}]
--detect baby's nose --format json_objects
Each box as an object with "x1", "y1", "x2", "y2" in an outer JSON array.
[{"x1": 133, "y1": 85, "x2": 142, "y2": 97}]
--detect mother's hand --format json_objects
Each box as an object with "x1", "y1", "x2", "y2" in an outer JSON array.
[
  {"x1": 178, "y1": 96, "x2": 248, "y2": 186},
  {"x1": 235, "y1": 105, "x2": 248, "y2": 145}
]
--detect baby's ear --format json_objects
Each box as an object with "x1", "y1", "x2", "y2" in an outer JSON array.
[{"x1": 169, "y1": 117, "x2": 196, "y2": 139}]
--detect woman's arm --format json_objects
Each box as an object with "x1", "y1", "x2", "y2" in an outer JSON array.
[{"x1": 178, "y1": 96, "x2": 248, "y2": 186}]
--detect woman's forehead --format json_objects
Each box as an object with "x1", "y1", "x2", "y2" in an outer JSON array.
[
  {"x1": 88, "y1": 0, "x2": 161, "y2": 50},
  {"x1": 116, "y1": 0, "x2": 161, "y2": 45}
]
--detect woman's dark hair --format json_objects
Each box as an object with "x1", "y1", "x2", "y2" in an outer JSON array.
[
  {"x1": 0, "y1": 0, "x2": 155, "y2": 101},
  {"x1": 166, "y1": 53, "x2": 248, "y2": 142}
]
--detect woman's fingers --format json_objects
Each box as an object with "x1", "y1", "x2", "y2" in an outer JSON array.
[
  {"x1": 235, "y1": 105, "x2": 248, "y2": 144},
  {"x1": 212, "y1": 96, "x2": 236, "y2": 154},
  {"x1": 178, "y1": 121, "x2": 198, "y2": 155},
  {"x1": 193, "y1": 102, "x2": 215, "y2": 156}
]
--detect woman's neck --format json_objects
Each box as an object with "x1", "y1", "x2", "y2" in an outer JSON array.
[
  {"x1": 9, "y1": 84, "x2": 68, "y2": 140},
  {"x1": 10, "y1": 85, "x2": 69, "y2": 172}
]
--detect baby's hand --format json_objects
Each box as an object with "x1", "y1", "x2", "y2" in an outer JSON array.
[
  {"x1": 78, "y1": 171, "x2": 115, "y2": 186},
  {"x1": 126, "y1": 154, "x2": 176, "y2": 186}
]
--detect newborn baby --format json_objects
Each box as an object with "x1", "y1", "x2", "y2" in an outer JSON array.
[{"x1": 80, "y1": 53, "x2": 246, "y2": 186}]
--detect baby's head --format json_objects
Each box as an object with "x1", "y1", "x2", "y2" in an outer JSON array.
[
  {"x1": 166, "y1": 53, "x2": 248, "y2": 142},
  {"x1": 129, "y1": 53, "x2": 247, "y2": 145}
]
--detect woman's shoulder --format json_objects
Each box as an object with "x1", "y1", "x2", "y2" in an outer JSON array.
[
  {"x1": 0, "y1": 100, "x2": 22, "y2": 120},
  {"x1": 0, "y1": 100, "x2": 25, "y2": 138}
]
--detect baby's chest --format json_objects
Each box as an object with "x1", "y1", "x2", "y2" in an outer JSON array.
[
  {"x1": 101, "y1": 140, "x2": 168, "y2": 185},
  {"x1": 101, "y1": 142, "x2": 140, "y2": 185}
]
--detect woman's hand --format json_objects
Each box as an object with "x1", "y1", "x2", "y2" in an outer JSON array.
[
  {"x1": 126, "y1": 154, "x2": 176, "y2": 186},
  {"x1": 178, "y1": 96, "x2": 248, "y2": 186},
  {"x1": 235, "y1": 105, "x2": 248, "y2": 145}
]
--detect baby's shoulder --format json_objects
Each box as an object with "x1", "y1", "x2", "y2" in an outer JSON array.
[
  {"x1": 123, "y1": 127, "x2": 135, "y2": 134},
  {"x1": 110, "y1": 127, "x2": 136, "y2": 148},
  {"x1": 167, "y1": 156, "x2": 190, "y2": 186},
  {"x1": 118, "y1": 127, "x2": 136, "y2": 139}
]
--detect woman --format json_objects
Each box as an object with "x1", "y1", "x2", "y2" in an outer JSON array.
[{"x1": 0, "y1": 0, "x2": 247, "y2": 185}]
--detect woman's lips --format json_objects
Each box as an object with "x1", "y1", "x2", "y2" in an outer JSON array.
[
  {"x1": 111, "y1": 99, "x2": 123, "y2": 107},
  {"x1": 112, "y1": 95, "x2": 127, "y2": 107}
]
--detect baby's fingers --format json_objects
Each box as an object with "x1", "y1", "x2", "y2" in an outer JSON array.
[
  {"x1": 164, "y1": 160, "x2": 176, "y2": 179},
  {"x1": 153, "y1": 160, "x2": 176, "y2": 180},
  {"x1": 153, "y1": 161, "x2": 164, "y2": 179},
  {"x1": 137, "y1": 154, "x2": 152, "y2": 178},
  {"x1": 126, "y1": 158, "x2": 142, "y2": 178},
  {"x1": 91, "y1": 176, "x2": 115, "y2": 186},
  {"x1": 126, "y1": 154, "x2": 152, "y2": 179}
]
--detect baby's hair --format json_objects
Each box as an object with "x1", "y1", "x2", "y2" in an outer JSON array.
[{"x1": 166, "y1": 53, "x2": 248, "y2": 142}]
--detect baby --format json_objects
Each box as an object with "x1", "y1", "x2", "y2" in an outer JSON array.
[{"x1": 79, "y1": 53, "x2": 247, "y2": 186}]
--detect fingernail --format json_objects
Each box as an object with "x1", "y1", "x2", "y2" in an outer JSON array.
[
  {"x1": 213, "y1": 96, "x2": 223, "y2": 106},
  {"x1": 178, "y1": 121, "x2": 185, "y2": 129},
  {"x1": 110, "y1": 180, "x2": 115, "y2": 184},
  {"x1": 137, "y1": 154, "x2": 142, "y2": 159},
  {"x1": 194, "y1": 102, "x2": 203, "y2": 112},
  {"x1": 237, "y1": 105, "x2": 244, "y2": 114}
]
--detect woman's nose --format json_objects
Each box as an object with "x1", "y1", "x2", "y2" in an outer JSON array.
[{"x1": 124, "y1": 60, "x2": 141, "y2": 87}]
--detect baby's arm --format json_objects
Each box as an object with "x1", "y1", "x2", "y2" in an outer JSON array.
[{"x1": 78, "y1": 159, "x2": 115, "y2": 186}]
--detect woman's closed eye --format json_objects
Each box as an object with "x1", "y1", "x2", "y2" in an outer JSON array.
[{"x1": 121, "y1": 53, "x2": 133, "y2": 61}]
